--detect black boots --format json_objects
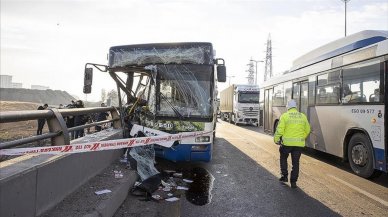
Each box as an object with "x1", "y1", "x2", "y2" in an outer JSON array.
[
  {"x1": 279, "y1": 176, "x2": 288, "y2": 182},
  {"x1": 279, "y1": 176, "x2": 297, "y2": 188}
]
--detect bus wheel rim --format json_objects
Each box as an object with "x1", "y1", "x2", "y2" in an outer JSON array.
[{"x1": 351, "y1": 143, "x2": 368, "y2": 166}]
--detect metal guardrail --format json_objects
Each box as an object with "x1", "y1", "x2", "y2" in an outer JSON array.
[{"x1": 0, "y1": 107, "x2": 122, "y2": 149}]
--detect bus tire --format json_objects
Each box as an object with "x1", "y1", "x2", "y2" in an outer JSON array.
[{"x1": 348, "y1": 133, "x2": 380, "y2": 179}]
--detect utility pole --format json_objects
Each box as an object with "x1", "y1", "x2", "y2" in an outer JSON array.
[
  {"x1": 246, "y1": 61, "x2": 255, "y2": 85},
  {"x1": 341, "y1": 0, "x2": 351, "y2": 37},
  {"x1": 250, "y1": 58, "x2": 264, "y2": 85},
  {"x1": 264, "y1": 34, "x2": 273, "y2": 81}
]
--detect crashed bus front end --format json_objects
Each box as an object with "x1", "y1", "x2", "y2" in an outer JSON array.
[{"x1": 102, "y1": 42, "x2": 226, "y2": 162}]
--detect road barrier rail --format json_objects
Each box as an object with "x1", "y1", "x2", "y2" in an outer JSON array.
[{"x1": 0, "y1": 107, "x2": 122, "y2": 150}]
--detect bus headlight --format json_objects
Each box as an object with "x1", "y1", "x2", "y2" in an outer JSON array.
[
  {"x1": 195, "y1": 136, "x2": 210, "y2": 143},
  {"x1": 191, "y1": 145, "x2": 208, "y2": 151}
]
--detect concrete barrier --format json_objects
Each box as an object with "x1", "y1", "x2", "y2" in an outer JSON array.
[{"x1": 0, "y1": 129, "x2": 124, "y2": 217}]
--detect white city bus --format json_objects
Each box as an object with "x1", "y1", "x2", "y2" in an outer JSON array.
[{"x1": 260, "y1": 30, "x2": 387, "y2": 178}]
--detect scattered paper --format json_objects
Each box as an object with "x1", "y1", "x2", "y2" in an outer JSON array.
[
  {"x1": 167, "y1": 193, "x2": 173, "y2": 197},
  {"x1": 165, "y1": 197, "x2": 179, "y2": 202},
  {"x1": 95, "y1": 189, "x2": 112, "y2": 195},
  {"x1": 177, "y1": 186, "x2": 189, "y2": 190},
  {"x1": 183, "y1": 179, "x2": 193, "y2": 183}
]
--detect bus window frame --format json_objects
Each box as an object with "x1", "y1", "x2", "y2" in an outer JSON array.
[
  {"x1": 341, "y1": 58, "x2": 383, "y2": 104},
  {"x1": 315, "y1": 69, "x2": 341, "y2": 105}
]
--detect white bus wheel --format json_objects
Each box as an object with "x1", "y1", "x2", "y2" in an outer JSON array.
[{"x1": 348, "y1": 133, "x2": 381, "y2": 179}]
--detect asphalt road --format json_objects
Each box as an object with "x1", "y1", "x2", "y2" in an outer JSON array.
[{"x1": 117, "y1": 120, "x2": 388, "y2": 217}]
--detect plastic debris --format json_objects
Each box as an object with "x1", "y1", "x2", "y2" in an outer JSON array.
[
  {"x1": 162, "y1": 187, "x2": 172, "y2": 192},
  {"x1": 152, "y1": 194, "x2": 162, "y2": 200},
  {"x1": 167, "y1": 193, "x2": 173, "y2": 197},
  {"x1": 165, "y1": 197, "x2": 180, "y2": 202},
  {"x1": 164, "y1": 170, "x2": 176, "y2": 174},
  {"x1": 95, "y1": 189, "x2": 112, "y2": 195},
  {"x1": 161, "y1": 180, "x2": 170, "y2": 187},
  {"x1": 173, "y1": 172, "x2": 183, "y2": 178},
  {"x1": 183, "y1": 179, "x2": 193, "y2": 183},
  {"x1": 177, "y1": 186, "x2": 189, "y2": 191},
  {"x1": 114, "y1": 170, "x2": 123, "y2": 179}
]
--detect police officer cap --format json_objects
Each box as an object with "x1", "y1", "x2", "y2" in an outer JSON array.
[{"x1": 287, "y1": 99, "x2": 297, "y2": 109}]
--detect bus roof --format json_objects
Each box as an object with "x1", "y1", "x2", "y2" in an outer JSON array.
[
  {"x1": 291, "y1": 30, "x2": 388, "y2": 71},
  {"x1": 108, "y1": 42, "x2": 214, "y2": 67},
  {"x1": 260, "y1": 30, "x2": 388, "y2": 88}
]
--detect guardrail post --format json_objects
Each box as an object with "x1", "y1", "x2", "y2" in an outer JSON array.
[
  {"x1": 110, "y1": 107, "x2": 122, "y2": 129},
  {"x1": 47, "y1": 108, "x2": 70, "y2": 146}
]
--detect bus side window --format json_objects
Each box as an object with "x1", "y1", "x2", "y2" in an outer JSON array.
[{"x1": 369, "y1": 88, "x2": 380, "y2": 102}]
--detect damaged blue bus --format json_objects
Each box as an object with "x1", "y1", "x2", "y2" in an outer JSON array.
[{"x1": 84, "y1": 42, "x2": 226, "y2": 162}]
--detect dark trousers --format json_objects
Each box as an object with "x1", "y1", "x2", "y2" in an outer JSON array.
[
  {"x1": 95, "y1": 125, "x2": 102, "y2": 132},
  {"x1": 75, "y1": 129, "x2": 84, "y2": 139},
  {"x1": 279, "y1": 145, "x2": 303, "y2": 182},
  {"x1": 37, "y1": 119, "x2": 45, "y2": 135}
]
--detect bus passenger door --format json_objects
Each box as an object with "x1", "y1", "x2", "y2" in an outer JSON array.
[
  {"x1": 292, "y1": 83, "x2": 300, "y2": 110},
  {"x1": 300, "y1": 81, "x2": 309, "y2": 115},
  {"x1": 293, "y1": 81, "x2": 308, "y2": 115},
  {"x1": 264, "y1": 88, "x2": 273, "y2": 132}
]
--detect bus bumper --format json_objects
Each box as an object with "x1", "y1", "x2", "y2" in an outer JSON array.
[
  {"x1": 374, "y1": 147, "x2": 387, "y2": 172},
  {"x1": 154, "y1": 143, "x2": 212, "y2": 162}
]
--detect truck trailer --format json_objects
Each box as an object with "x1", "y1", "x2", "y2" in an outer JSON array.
[{"x1": 219, "y1": 84, "x2": 260, "y2": 126}]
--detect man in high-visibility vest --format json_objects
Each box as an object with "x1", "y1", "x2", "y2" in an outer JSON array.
[{"x1": 274, "y1": 99, "x2": 311, "y2": 188}]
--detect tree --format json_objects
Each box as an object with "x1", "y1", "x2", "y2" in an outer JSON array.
[
  {"x1": 101, "y1": 89, "x2": 106, "y2": 103},
  {"x1": 107, "y1": 89, "x2": 118, "y2": 106}
]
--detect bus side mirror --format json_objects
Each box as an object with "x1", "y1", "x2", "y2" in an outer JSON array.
[
  {"x1": 83, "y1": 68, "x2": 93, "y2": 94},
  {"x1": 217, "y1": 65, "x2": 226, "y2": 82}
]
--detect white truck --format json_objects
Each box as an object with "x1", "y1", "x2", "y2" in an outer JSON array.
[{"x1": 219, "y1": 84, "x2": 260, "y2": 126}]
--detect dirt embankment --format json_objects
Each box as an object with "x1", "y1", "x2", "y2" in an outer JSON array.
[
  {"x1": 0, "y1": 88, "x2": 75, "y2": 106},
  {"x1": 0, "y1": 101, "x2": 46, "y2": 141}
]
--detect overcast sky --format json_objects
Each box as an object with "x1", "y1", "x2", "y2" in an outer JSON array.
[{"x1": 1, "y1": 0, "x2": 387, "y2": 102}]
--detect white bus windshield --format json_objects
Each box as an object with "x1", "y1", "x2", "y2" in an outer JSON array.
[{"x1": 157, "y1": 65, "x2": 212, "y2": 118}]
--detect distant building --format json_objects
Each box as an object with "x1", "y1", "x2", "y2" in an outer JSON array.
[
  {"x1": 0, "y1": 75, "x2": 12, "y2": 88},
  {"x1": 11, "y1": 83, "x2": 23, "y2": 88},
  {"x1": 31, "y1": 85, "x2": 49, "y2": 90}
]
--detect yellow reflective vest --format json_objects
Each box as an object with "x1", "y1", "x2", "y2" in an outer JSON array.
[{"x1": 274, "y1": 108, "x2": 311, "y2": 147}]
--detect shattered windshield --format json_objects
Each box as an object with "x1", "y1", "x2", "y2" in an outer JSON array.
[
  {"x1": 157, "y1": 65, "x2": 212, "y2": 118},
  {"x1": 238, "y1": 92, "x2": 260, "y2": 103}
]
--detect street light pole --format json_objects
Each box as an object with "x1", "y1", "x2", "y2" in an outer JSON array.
[
  {"x1": 250, "y1": 59, "x2": 264, "y2": 85},
  {"x1": 341, "y1": 0, "x2": 351, "y2": 37}
]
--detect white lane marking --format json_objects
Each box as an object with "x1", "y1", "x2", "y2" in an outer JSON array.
[{"x1": 327, "y1": 174, "x2": 388, "y2": 207}]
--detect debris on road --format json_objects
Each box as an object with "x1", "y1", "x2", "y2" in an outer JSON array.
[
  {"x1": 165, "y1": 197, "x2": 179, "y2": 202},
  {"x1": 183, "y1": 179, "x2": 193, "y2": 183},
  {"x1": 95, "y1": 189, "x2": 112, "y2": 195}
]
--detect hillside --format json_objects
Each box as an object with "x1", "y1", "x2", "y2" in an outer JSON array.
[{"x1": 0, "y1": 88, "x2": 76, "y2": 106}]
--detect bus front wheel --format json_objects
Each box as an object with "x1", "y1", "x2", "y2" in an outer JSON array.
[{"x1": 348, "y1": 133, "x2": 381, "y2": 179}]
